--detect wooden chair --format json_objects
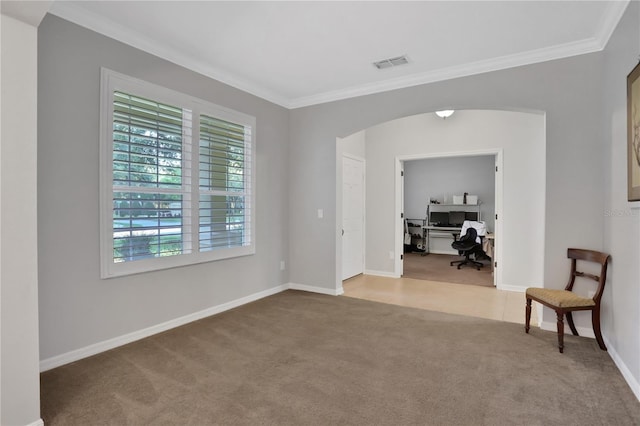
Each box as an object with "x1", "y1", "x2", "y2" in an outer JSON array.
[{"x1": 525, "y1": 248, "x2": 611, "y2": 353}]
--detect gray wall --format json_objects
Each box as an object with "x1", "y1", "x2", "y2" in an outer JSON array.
[
  {"x1": 404, "y1": 156, "x2": 495, "y2": 231},
  {"x1": 38, "y1": 15, "x2": 290, "y2": 361},
  {"x1": 602, "y1": 2, "x2": 640, "y2": 394},
  {"x1": 289, "y1": 49, "x2": 604, "y2": 331},
  {"x1": 290, "y1": 52, "x2": 604, "y2": 292},
  {"x1": 338, "y1": 130, "x2": 366, "y2": 159}
]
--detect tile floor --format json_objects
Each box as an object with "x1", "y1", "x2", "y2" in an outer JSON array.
[{"x1": 342, "y1": 274, "x2": 539, "y2": 326}]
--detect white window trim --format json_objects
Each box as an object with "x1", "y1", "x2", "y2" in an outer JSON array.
[{"x1": 100, "y1": 68, "x2": 256, "y2": 278}]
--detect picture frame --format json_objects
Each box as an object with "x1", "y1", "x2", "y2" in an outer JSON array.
[{"x1": 627, "y1": 61, "x2": 640, "y2": 201}]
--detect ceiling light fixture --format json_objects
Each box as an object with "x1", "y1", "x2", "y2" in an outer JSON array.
[{"x1": 435, "y1": 110, "x2": 455, "y2": 119}]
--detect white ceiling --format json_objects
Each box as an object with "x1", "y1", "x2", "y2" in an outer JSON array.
[{"x1": 49, "y1": 1, "x2": 629, "y2": 109}]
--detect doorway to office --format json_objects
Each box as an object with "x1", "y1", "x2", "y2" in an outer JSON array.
[
  {"x1": 337, "y1": 109, "x2": 545, "y2": 296},
  {"x1": 399, "y1": 153, "x2": 501, "y2": 288}
]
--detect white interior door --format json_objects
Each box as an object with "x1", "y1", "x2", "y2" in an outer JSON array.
[
  {"x1": 342, "y1": 155, "x2": 365, "y2": 280},
  {"x1": 400, "y1": 161, "x2": 405, "y2": 276},
  {"x1": 494, "y1": 153, "x2": 502, "y2": 287}
]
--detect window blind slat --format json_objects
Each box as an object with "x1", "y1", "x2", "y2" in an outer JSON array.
[
  {"x1": 112, "y1": 92, "x2": 183, "y2": 190},
  {"x1": 199, "y1": 113, "x2": 249, "y2": 198}
]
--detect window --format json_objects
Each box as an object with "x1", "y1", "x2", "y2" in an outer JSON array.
[{"x1": 100, "y1": 69, "x2": 255, "y2": 278}]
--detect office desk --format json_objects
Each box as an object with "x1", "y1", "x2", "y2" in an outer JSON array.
[
  {"x1": 483, "y1": 233, "x2": 495, "y2": 260},
  {"x1": 422, "y1": 225, "x2": 461, "y2": 255}
]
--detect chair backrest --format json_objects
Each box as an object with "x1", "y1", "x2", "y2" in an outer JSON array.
[
  {"x1": 460, "y1": 227, "x2": 478, "y2": 243},
  {"x1": 565, "y1": 248, "x2": 611, "y2": 303},
  {"x1": 461, "y1": 220, "x2": 486, "y2": 238}
]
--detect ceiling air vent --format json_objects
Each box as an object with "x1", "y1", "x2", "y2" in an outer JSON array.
[{"x1": 373, "y1": 55, "x2": 409, "y2": 70}]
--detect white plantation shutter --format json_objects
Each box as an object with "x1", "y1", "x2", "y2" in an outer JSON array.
[
  {"x1": 199, "y1": 114, "x2": 252, "y2": 251},
  {"x1": 101, "y1": 69, "x2": 255, "y2": 278},
  {"x1": 111, "y1": 92, "x2": 192, "y2": 263}
]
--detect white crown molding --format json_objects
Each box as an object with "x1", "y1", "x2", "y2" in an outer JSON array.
[
  {"x1": 49, "y1": 0, "x2": 629, "y2": 110},
  {"x1": 289, "y1": 1, "x2": 630, "y2": 108},
  {"x1": 48, "y1": 1, "x2": 291, "y2": 108},
  {"x1": 1, "y1": 0, "x2": 52, "y2": 27},
  {"x1": 289, "y1": 37, "x2": 604, "y2": 109},
  {"x1": 594, "y1": 0, "x2": 630, "y2": 50}
]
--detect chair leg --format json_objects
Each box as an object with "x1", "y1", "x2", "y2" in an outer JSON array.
[
  {"x1": 450, "y1": 254, "x2": 483, "y2": 270},
  {"x1": 566, "y1": 312, "x2": 579, "y2": 336},
  {"x1": 525, "y1": 298, "x2": 531, "y2": 333},
  {"x1": 556, "y1": 311, "x2": 564, "y2": 353},
  {"x1": 592, "y1": 308, "x2": 607, "y2": 351},
  {"x1": 470, "y1": 259, "x2": 483, "y2": 270}
]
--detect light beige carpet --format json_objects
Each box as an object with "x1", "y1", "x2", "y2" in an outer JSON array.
[
  {"x1": 41, "y1": 291, "x2": 640, "y2": 425},
  {"x1": 403, "y1": 252, "x2": 494, "y2": 287}
]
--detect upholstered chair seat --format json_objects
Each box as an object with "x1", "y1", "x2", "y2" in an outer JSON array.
[
  {"x1": 525, "y1": 288, "x2": 595, "y2": 309},
  {"x1": 525, "y1": 248, "x2": 610, "y2": 353}
]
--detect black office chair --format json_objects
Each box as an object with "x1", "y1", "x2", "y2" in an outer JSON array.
[{"x1": 450, "y1": 227, "x2": 484, "y2": 270}]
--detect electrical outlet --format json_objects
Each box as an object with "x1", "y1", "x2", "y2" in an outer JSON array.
[{"x1": 280, "y1": 261, "x2": 285, "y2": 271}]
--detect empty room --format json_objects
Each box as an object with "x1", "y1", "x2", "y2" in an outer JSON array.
[{"x1": 3, "y1": 1, "x2": 640, "y2": 425}]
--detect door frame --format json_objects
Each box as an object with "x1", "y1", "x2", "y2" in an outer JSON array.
[
  {"x1": 341, "y1": 153, "x2": 366, "y2": 280},
  {"x1": 394, "y1": 149, "x2": 503, "y2": 287}
]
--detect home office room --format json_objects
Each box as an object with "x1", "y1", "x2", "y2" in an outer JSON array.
[{"x1": 403, "y1": 154, "x2": 496, "y2": 287}]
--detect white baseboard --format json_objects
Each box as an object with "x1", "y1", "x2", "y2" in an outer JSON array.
[
  {"x1": 364, "y1": 269, "x2": 400, "y2": 278},
  {"x1": 40, "y1": 284, "x2": 289, "y2": 372},
  {"x1": 530, "y1": 321, "x2": 640, "y2": 402},
  {"x1": 288, "y1": 282, "x2": 344, "y2": 296},
  {"x1": 603, "y1": 335, "x2": 640, "y2": 402},
  {"x1": 539, "y1": 320, "x2": 596, "y2": 339},
  {"x1": 36, "y1": 279, "x2": 640, "y2": 405},
  {"x1": 497, "y1": 284, "x2": 527, "y2": 292},
  {"x1": 26, "y1": 419, "x2": 44, "y2": 426}
]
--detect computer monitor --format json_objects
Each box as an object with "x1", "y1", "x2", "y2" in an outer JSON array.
[
  {"x1": 448, "y1": 211, "x2": 466, "y2": 227},
  {"x1": 429, "y1": 211, "x2": 449, "y2": 226},
  {"x1": 465, "y1": 212, "x2": 478, "y2": 222}
]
